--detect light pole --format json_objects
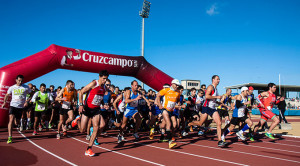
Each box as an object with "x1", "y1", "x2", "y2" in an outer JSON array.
[{"x1": 139, "y1": 0, "x2": 151, "y2": 89}]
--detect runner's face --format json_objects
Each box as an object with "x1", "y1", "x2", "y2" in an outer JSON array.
[
  {"x1": 248, "y1": 90, "x2": 253, "y2": 94},
  {"x1": 50, "y1": 87, "x2": 54, "y2": 91},
  {"x1": 40, "y1": 86, "x2": 46, "y2": 93},
  {"x1": 171, "y1": 83, "x2": 178, "y2": 90},
  {"x1": 271, "y1": 85, "x2": 276, "y2": 93},
  {"x1": 242, "y1": 90, "x2": 248, "y2": 97},
  {"x1": 100, "y1": 76, "x2": 108, "y2": 85},
  {"x1": 226, "y1": 89, "x2": 232, "y2": 95},
  {"x1": 16, "y1": 78, "x2": 23, "y2": 86},
  {"x1": 67, "y1": 51, "x2": 73, "y2": 56},
  {"x1": 191, "y1": 90, "x2": 196, "y2": 96},
  {"x1": 131, "y1": 81, "x2": 138, "y2": 91},
  {"x1": 213, "y1": 76, "x2": 220, "y2": 85}
]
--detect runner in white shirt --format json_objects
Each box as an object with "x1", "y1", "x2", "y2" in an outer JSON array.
[{"x1": 1, "y1": 75, "x2": 31, "y2": 144}]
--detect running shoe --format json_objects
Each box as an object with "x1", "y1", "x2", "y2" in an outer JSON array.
[
  {"x1": 227, "y1": 131, "x2": 235, "y2": 136},
  {"x1": 48, "y1": 123, "x2": 52, "y2": 129},
  {"x1": 94, "y1": 138, "x2": 100, "y2": 145},
  {"x1": 182, "y1": 131, "x2": 189, "y2": 137},
  {"x1": 190, "y1": 126, "x2": 194, "y2": 132},
  {"x1": 265, "y1": 132, "x2": 275, "y2": 139},
  {"x1": 236, "y1": 132, "x2": 246, "y2": 141},
  {"x1": 248, "y1": 133, "x2": 255, "y2": 142},
  {"x1": 32, "y1": 131, "x2": 37, "y2": 135},
  {"x1": 149, "y1": 128, "x2": 154, "y2": 140},
  {"x1": 57, "y1": 133, "x2": 61, "y2": 139},
  {"x1": 86, "y1": 135, "x2": 91, "y2": 140},
  {"x1": 218, "y1": 140, "x2": 228, "y2": 147},
  {"x1": 159, "y1": 135, "x2": 168, "y2": 142},
  {"x1": 63, "y1": 131, "x2": 67, "y2": 136},
  {"x1": 169, "y1": 141, "x2": 177, "y2": 149},
  {"x1": 198, "y1": 130, "x2": 204, "y2": 136},
  {"x1": 178, "y1": 133, "x2": 183, "y2": 139},
  {"x1": 85, "y1": 149, "x2": 95, "y2": 157},
  {"x1": 20, "y1": 125, "x2": 23, "y2": 132},
  {"x1": 171, "y1": 137, "x2": 175, "y2": 141},
  {"x1": 7, "y1": 136, "x2": 12, "y2": 144},
  {"x1": 38, "y1": 125, "x2": 42, "y2": 132},
  {"x1": 133, "y1": 133, "x2": 139, "y2": 140},
  {"x1": 117, "y1": 134, "x2": 122, "y2": 143}
]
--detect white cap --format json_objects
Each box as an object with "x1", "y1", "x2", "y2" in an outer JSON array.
[
  {"x1": 171, "y1": 79, "x2": 181, "y2": 86},
  {"x1": 241, "y1": 87, "x2": 248, "y2": 92}
]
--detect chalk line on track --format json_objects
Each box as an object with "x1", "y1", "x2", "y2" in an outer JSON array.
[
  {"x1": 70, "y1": 136, "x2": 165, "y2": 166},
  {"x1": 177, "y1": 140, "x2": 300, "y2": 164},
  {"x1": 264, "y1": 141, "x2": 300, "y2": 148},
  {"x1": 18, "y1": 131, "x2": 78, "y2": 166},
  {"x1": 235, "y1": 142, "x2": 300, "y2": 154}
]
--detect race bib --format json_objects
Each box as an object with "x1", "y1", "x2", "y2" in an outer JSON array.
[
  {"x1": 92, "y1": 95, "x2": 103, "y2": 106},
  {"x1": 166, "y1": 101, "x2": 176, "y2": 110},
  {"x1": 130, "y1": 100, "x2": 138, "y2": 107},
  {"x1": 37, "y1": 103, "x2": 46, "y2": 110},
  {"x1": 62, "y1": 101, "x2": 71, "y2": 109}
]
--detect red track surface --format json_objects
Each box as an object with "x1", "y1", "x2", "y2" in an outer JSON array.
[{"x1": 1, "y1": 128, "x2": 300, "y2": 166}]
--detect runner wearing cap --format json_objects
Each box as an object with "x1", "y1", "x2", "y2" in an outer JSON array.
[
  {"x1": 221, "y1": 87, "x2": 253, "y2": 142},
  {"x1": 1, "y1": 75, "x2": 31, "y2": 144},
  {"x1": 155, "y1": 79, "x2": 181, "y2": 149},
  {"x1": 253, "y1": 83, "x2": 280, "y2": 139},
  {"x1": 187, "y1": 75, "x2": 226, "y2": 147}
]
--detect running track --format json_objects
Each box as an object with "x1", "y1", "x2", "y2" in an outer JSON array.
[{"x1": 0, "y1": 128, "x2": 300, "y2": 166}]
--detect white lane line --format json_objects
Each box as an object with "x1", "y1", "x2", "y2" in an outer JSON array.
[
  {"x1": 264, "y1": 141, "x2": 300, "y2": 148},
  {"x1": 176, "y1": 141, "x2": 300, "y2": 164},
  {"x1": 282, "y1": 139, "x2": 300, "y2": 143},
  {"x1": 70, "y1": 137, "x2": 165, "y2": 166},
  {"x1": 235, "y1": 143, "x2": 300, "y2": 154},
  {"x1": 107, "y1": 136, "x2": 248, "y2": 166},
  {"x1": 18, "y1": 131, "x2": 77, "y2": 166}
]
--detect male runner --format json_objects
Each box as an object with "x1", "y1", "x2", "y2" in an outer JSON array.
[
  {"x1": 221, "y1": 87, "x2": 253, "y2": 142},
  {"x1": 117, "y1": 80, "x2": 143, "y2": 143},
  {"x1": 155, "y1": 79, "x2": 181, "y2": 149},
  {"x1": 56, "y1": 80, "x2": 77, "y2": 138},
  {"x1": 253, "y1": 83, "x2": 280, "y2": 139},
  {"x1": 78, "y1": 70, "x2": 109, "y2": 157},
  {"x1": 188, "y1": 75, "x2": 226, "y2": 147},
  {"x1": 217, "y1": 88, "x2": 232, "y2": 126},
  {"x1": 1, "y1": 75, "x2": 31, "y2": 144}
]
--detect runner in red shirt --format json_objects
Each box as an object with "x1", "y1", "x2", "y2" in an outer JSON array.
[{"x1": 253, "y1": 83, "x2": 280, "y2": 139}]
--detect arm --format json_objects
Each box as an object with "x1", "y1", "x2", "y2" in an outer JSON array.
[
  {"x1": 55, "y1": 88, "x2": 65, "y2": 101},
  {"x1": 113, "y1": 95, "x2": 122, "y2": 114},
  {"x1": 78, "y1": 81, "x2": 96, "y2": 113},
  {"x1": 1, "y1": 93, "x2": 10, "y2": 108},
  {"x1": 155, "y1": 93, "x2": 163, "y2": 110},
  {"x1": 124, "y1": 90, "x2": 141, "y2": 104},
  {"x1": 205, "y1": 85, "x2": 221, "y2": 100},
  {"x1": 30, "y1": 92, "x2": 39, "y2": 103}
]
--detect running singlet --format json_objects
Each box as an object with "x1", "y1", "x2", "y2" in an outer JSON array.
[
  {"x1": 118, "y1": 94, "x2": 126, "y2": 112},
  {"x1": 261, "y1": 91, "x2": 276, "y2": 111},
  {"x1": 103, "y1": 91, "x2": 111, "y2": 104},
  {"x1": 188, "y1": 95, "x2": 197, "y2": 111},
  {"x1": 233, "y1": 95, "x2": 247, "y2": 118},
  {"x1": 217, "y1": 94, "x2": 230, "y2": 110},
  {"x1": 62, "y1": 87, "x2": 76, "y2": 109},
  {"x1": 84, "y1": 80, "x2": 106, "y2": 109},
  {"x1": 126, "y1": 89, "x2": 139, "y2": 109},
  {"x1": 7, "y1": 84, "x2": 31, "y2": 108},
  {"x1": 159, "y1": 87, "x2": 180, "y2": 112},
  {"x1": 203, "y1": 85, "x2": 219, "y2": 109}
]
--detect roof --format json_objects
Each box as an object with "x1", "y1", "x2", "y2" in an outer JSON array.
[{"x1": 224, "y1": 83, "x2": 300, "y2": 92}]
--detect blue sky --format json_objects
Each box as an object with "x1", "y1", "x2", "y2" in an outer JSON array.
[{"x1": 0, "y1": 0, "x2": 299, "y2": 96}]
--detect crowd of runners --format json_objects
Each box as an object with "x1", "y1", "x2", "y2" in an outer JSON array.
[{"x1": 2, "y1": 71, "x2": 282, "y2": 157}]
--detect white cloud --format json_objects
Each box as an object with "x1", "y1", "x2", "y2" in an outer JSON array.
[{"x1": 206, "y1": 3, "x2": 219, "y2": 16}]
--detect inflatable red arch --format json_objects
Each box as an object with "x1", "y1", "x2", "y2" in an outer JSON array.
[{"x1": 0, "y1": 44, "x2": 173, "y2": 127}]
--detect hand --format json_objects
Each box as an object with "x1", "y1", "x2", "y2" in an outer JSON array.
[
  {"x1": 1, "y1": 103, "x2": 5, "y2": 108},
  {"x1": 217, "y1": 96, "x2": 222, "y2": 99},
  {"x1": 136, "y1": 95, "x2": 142, "y2": 100},
  {"x1": 70, "y1": 64, "x2": 74, "y2": 67},
  {"x1": 75, "y1": 49, "x2": 80, "y2": 53},
  {"x1": 24, "y1": 102, "x2": 28, "y2": 107},
  {"x1": 159, "y1": 105, "x2": 163, "y2": 110},
  {"x1": 116, "y1": 110, "x2": 120, "y2": 115}
]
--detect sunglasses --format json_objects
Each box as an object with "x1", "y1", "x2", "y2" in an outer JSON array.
[{"x1": 106, "y1": 84, "x2": 111, "y2": 86}]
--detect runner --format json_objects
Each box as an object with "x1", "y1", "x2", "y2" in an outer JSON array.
[
  {"x1": 155, "y1": 79, "x2": 181, "y2": 149},
  {"x1": 188, "y1": 75, "x2": 226, "y2": 147},
  {"x1": 48, "y1": 85, "x2": 57, "y2": 129},
  {"x1": 78, "y1": 70, "x2": 109, "y2": 157},
  {"x1": 217, "y1": 88, "x2": 232, "y2": 126},
  {"x1": 221, "y1": 87, "x2": 253, "y2": 142},
  {"x1": 113, "y1": 87, "x2": 130, "y2": 128},
  {"x1": 253, "y1": 83, "x2": 280, "y2": 139},
  {"x1": 1, "y1": 75, "x2": 31, "y2": 144},
  {"x1": 31, "y1": 83, "x2": 53, "y2": 135},
  {"x1": 56, "y1": 80, "x2": 77, "y2": 138},
  {"x1": 117, "y1": 80, "x2": 143, "y2": 143}
]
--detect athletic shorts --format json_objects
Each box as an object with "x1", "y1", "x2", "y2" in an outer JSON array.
[
  {"x1": 191, "y1": 110, "x2": 199, "y2": 118},
  {"x1": 34, "y1": 111, "x2": 46, "y2": 118},
  {"x1": 230, "y1": 116, "x2": 248, "y2": 126},
  {"x1": 59, "y1": 108, "x2": 72, "y2": 115},
  {"x1": 217, "y1": 109, "x2": 229, "y2": 118},
  {"x1": 202, "y1": 107, "x2": 217, "y2": 117},
  {"x1": 82, "y1": 107, "x2": 100, "y2": 118},
  {"x1": 124, "y1": 108, "x2": 138, "y2": 119},
  {"x1": 115, "y1": 111, "x2": 124, "y2": 123},
  {"x1": 100, "y1": 109, "x2": 109, "y2": 119},
  {"x1": 140, "y1": 110, "x2": 149, "y2": 120},
  {"x1": 151, "y1": 105, "x2": 161, "y2": 116},
  {"x1": 161, "y1": 109, "x2": 177, "y2": 118},
  {"x1": 172, "y1": 109, "x2": 179, "y2": 118},
  {"x1": 259, "y1": 108, "x2": 276, "y2": 121},
  {"x1": 9, "y1": 106, "x2": 24, "y2": 120}
]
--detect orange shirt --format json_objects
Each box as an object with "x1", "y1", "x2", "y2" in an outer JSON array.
[
  {"x1": 159, "y1": 87, "x2": 180, "y2": 112},
  {"x1": 63, "y1": 87, "x2": 76, "y2": 102}
]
